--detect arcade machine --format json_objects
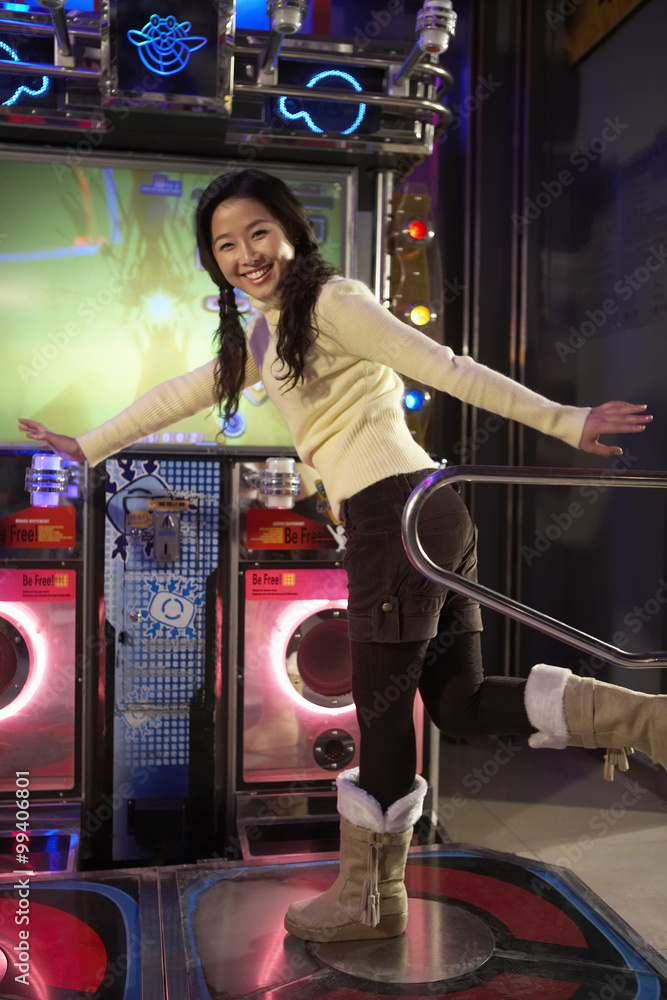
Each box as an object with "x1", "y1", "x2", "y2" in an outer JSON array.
[{"x1": 0, "y1": 1, "x2": 666, "y2": 997}]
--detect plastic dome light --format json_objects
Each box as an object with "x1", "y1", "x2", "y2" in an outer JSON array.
[
  {"x1": 408, "y1": 219, "x2": 430, "y2": 241},
  {"x1": 409, "y1": 304, "x2": 433, "y2": 327},
  {"x1": 404, "y1": 389, "x2": 426, "y2": 411},
  {"x1": 26, "y1": 454, "x2": 65, "y2": 508}
]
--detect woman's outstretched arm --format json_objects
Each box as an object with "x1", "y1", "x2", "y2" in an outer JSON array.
[
  {"x1": 18, "y1": 353, "x2": 260, "y2": 465},
  {"x1": 319, "y1": 281, "x2": 652, "y2": 453},
  {"x1": 577, "y1": 400, "x2": 652, "y2": 456},
  {"x1": 17, "y1": 420, "x2": 86, "y2": 461}
]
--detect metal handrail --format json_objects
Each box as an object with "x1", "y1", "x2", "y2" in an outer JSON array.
[
  {"x1": 0, "y1": 59, "x2": 99, "y2": 80},
  {"x1": 401, "y1": 465, "x2": 667, "y2": 669},
  {"x1": 234, "y1": 42, "x2": 455, "y2": 88},
  {"x1": 233, "y1": 81, "x2": 451, "y2": 126}
]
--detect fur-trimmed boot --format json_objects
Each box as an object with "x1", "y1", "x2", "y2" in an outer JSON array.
[
  {"x1": 525, "y1": 663, "x2": 667, "y2": 780},
  {"x1": 284, "y1": 767, "x2": 427, "y2": 942}
]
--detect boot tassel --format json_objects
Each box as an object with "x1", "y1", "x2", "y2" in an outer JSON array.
[
  {"x1": 360, "y1": 842, "x2": 382, "y2": 927},
  {"x1": 603, "y1": 746, "x2": 633, "y2": 781}
]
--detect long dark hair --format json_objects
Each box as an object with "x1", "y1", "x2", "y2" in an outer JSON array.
[{"x1": 195, "y1": 168, "x2": 338, "y2": 423}]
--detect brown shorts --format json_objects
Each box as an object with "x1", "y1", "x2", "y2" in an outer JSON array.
[{"x1": 339, "y1": 469, "x2": 484, "y2": 643}]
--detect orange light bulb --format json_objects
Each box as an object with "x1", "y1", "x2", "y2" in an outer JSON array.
[{"x1": 408, "y1": 219, "x2": 429, "y2": 241}]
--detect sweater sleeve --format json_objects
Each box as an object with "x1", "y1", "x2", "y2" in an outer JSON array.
[
  {"x1": 319, "y1": 280, "x2": 590, "y2": 450},
  {"x1": 76, "y1": 353, "x2": 260, "y2": 465}
]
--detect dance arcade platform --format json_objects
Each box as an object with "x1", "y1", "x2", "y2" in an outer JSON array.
[{"x1": 1, "y1": 845, "x2": 666, "y2": 999}]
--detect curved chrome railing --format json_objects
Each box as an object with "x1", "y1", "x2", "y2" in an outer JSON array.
[{"x1": 401, "y1": 466, "x2": 667, "y2": 668}]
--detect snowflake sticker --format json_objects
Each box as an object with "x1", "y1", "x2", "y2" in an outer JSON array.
[{"x1": 142, "y1": 578, "x2": 205, "y2": 639}]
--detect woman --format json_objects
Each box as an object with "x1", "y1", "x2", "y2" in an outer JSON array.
[{"x1": 20, "y1": 168, "x2": 663, "y2": 943}]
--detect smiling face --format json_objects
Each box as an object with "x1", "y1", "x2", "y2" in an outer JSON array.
[{"x1": 210, "y1": 197, "x2": 296, "y2": 303}]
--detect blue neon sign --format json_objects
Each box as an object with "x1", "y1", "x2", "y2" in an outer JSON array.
[
  {"x1": 278, "y1": 69, "x2": 367, "y2": 135},
  {"x1": 0, "y1": 39, "x2": 50, "y2": 106},
  {"x1": 127, "y1": 14, "x2": 207, "y2": 77}
]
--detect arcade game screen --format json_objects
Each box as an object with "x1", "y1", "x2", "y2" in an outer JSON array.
[{"x1": 0, "y1": 155, "x2": 352, "y2": 448}]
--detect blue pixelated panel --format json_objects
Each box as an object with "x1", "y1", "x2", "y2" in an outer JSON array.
[
  {"x1": 105, "y1": 457, "x2": 220, "y2": 842},
  {"x1": 115, "y1": 710, "x2": 191, "y2": 771},
  {"x1": 112, "y1": 710, "x2": 190, "y2": 861}
]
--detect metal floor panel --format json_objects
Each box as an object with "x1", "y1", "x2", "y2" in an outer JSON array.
[
  {"x1": 166, "y1": 845, "x2": 667, "y2": 999},
  {"x1": 1, "y1": 845, "x2": 666, "y2": 998}
]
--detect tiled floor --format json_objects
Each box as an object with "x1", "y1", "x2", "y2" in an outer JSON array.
[{"x1": 437, "y1": 735, "x2": 667, "y2": 959}]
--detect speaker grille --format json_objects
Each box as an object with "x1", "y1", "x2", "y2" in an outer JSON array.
[
  {"x1": 296, "y1": 619, "x2": 352, "y2": 697},
  {"x1": 0, "y1": 630, "x2": 18, "y2": 696}
]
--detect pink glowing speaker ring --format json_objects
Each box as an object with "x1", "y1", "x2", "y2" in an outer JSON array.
[
  {"x1": 272, "y1": 599, "x2": 357, "y2": 717},
  {"x1": 0, "y1": 603, "x2": 47, "y2": 720}
]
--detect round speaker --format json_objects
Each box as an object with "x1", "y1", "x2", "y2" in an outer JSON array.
[
  {"x1": 296, "y1": 618, "x2": 352, "y2": 698},
  {"x1": 0, "y1": 618, "x2": 30, "y2": 711},
  {"x1": 284, "y1": 608, "x2": 353, "y2": 709},
  {"x1": 312, "y1": 728, "x2": 356, "y2": 771},
  {"x1": 0, "y1": 630, "x2": 17, "y2": 696}
]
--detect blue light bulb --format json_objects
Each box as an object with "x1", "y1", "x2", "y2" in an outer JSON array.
[{"x1": 404, "y1": 390, "x2": 425, "y2": 412}]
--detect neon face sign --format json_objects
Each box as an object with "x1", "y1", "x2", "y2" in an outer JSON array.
[
  {"x1": 127, "y1": 14, "x2": 207, "y2": 77},
  {"x1": 278, "y1": 69, "x2": 367, "y2": 135}
]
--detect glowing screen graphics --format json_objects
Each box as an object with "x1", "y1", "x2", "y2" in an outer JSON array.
[
  {"x1": 273, "y1": 61, "x2": 382, "y2": 137},
  {"x1": 116, "y1": 0, "x2": 218, "y2": 97},
  {"x1": 127, "y1": 15, "x2": 207, "y2": 77},
  {"x1": 0, "y1": 158, "x2": 349, "y2": 449}
]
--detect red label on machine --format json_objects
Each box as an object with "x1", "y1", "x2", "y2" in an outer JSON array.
[
  {"x1": 245, "y1": 567, "x2": 347, "y2": 601},
  {"x1": 0, "y1": 506, "x2": 76, "y2": 548},
  {"x1": 0, "y1": 567, "x2": 76, "y2": 602},
  {"x1": 247, "y1": 509, "x2": 336, "y2": 550}
]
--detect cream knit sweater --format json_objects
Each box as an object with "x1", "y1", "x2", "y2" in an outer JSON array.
[{"x1": 77, "y1": 277, "x2": 590, "y2": 517}]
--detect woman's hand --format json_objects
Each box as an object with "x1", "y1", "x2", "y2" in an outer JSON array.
[
  {"x1": 18, "y1": 419, "x2": 86, "y2": 462},
  {"x1": 579, "y1": 401, "x2": 652, "y2": 456}
]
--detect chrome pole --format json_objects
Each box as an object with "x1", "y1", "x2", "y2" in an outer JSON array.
[{"x1": 37, "y1": 0, "x2": 72, "y2": 59}]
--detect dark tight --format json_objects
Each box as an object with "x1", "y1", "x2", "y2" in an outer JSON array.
[
  {"x1": 352, "y1": 639, "x2": 427, "y2": 809},
  {"x1": 352, "y1": 632, "x2": 535, "y2": 811}
]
